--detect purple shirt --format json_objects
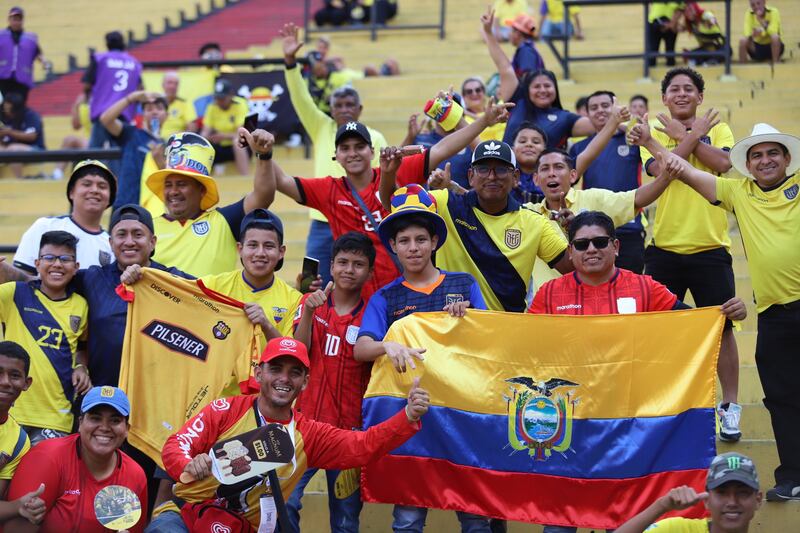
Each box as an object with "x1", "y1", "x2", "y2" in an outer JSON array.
[
  {"x1": 86, "y1": 51, "x2": 142, "y2": 120},
  {"x1": 0, "y1": 29, "x2": 39, "y2": 87}
]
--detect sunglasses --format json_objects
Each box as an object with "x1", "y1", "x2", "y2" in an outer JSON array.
[
  {"x1": 463, "y1": 87, "x2": 485, "y2": 96},
  {"x1": 472, "y1": 165, "x2": 514, "y2": 178},
  {"x1": 38, "y1": 254, "x2": 76, "y2": 264},
  {"x1": 570, "y1": 237, "x2": 612, "y2": 251}
]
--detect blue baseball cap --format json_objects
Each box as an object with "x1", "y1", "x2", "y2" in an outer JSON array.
[{"x1": 81, "y1": 386, "x2": 131, "y2": 416}]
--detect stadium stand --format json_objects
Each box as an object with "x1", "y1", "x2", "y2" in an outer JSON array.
[{"x1": 0, "y1": 0, "x2": 797, "y2": 530}]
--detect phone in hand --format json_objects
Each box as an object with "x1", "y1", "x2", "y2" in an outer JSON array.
[
  {"x1": 243, "y1": 113, "x2": 259, "y2": 133},
  {"x1": 300, "y1": 256, "x2": 320, "y2": 294}
]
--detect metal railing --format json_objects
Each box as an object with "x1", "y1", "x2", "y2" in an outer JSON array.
[
  {"x1": 544, "y1": 0, "x2": 732, "y2": 79},
  {"x1": 303, "y1": 0, "x2": 446, "y2": 41},
  {"x1": 0, "y1": 148, "x2": 122, "y2": 164}
]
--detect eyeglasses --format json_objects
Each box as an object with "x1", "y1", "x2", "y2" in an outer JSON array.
[
  {"x1": 570, "y1": 237, "x2": 612, "y2": 251},
  {"x1": 463, "y1": 87, "x2": 485, "y2": 96},
  {"x1": 38, "y1": 254, "x2": 76, "y2": 264},
  {"x1": 472, "y1": 165, "x2": 514, "y2": 178}
]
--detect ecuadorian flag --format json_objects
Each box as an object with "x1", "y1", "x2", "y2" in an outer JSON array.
[{"x1": 361, "y1": 308, "x2": 724, "y2": 528}]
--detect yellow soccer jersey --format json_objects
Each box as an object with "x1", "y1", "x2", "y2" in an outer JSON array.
[
  {"x1": 200, "y1": 270, "x2": 301, "y2": 351},
  {"x1": 640, "y1": 122, "x2": 734, "y2": 254},
  {"x1": 162, "y1": 97, "x2": 198, "y2": 138},
  {"x1": 649, "y1": 2, "x2": 684, "y2": 23},
  {"x1": 118, "y1": 268, "x2": 259, "y2": 465},
  {"x1": 716, "y1": 174, "x2": 800, "y2": 312},
  {"x1": 153, "y1": 209, "x2": 239, "y2": 277},
  {"x1": 202, "y1": 97, "x2": 248, "y2": 145},
  {"x1": 744, "y1": 6, "x2": 781, "y2": 45},
  {"x1": 0, "y1": 282, "x2": 88, "y2": 433},
  {"x1": 527, "y1": 187, "x2": 636, "y2": 292},
  {"x1": 431, "y1": 189, "x2": 567, "y2": 312},
  {"x1": 644, "y1": 517, "x2": 709, "y2": 532},
  {"x1": 0, "y1": 415, "x2": 29, "y2": 480}
]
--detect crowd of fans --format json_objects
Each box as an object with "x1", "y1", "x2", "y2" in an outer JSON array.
[{"x1": 0, "y1": 1, "x2": 796, "y2": 532}]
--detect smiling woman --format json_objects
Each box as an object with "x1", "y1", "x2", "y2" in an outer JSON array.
[{"x1": 6, "y1": 387, "x2": 149, "y2": 533}]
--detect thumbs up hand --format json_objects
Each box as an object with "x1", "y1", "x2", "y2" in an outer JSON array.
[
  {"x1": 405, "y1": 377, "x2": 430, "y2": 422},
  {"x1": 17, "y1": 483, "x2": 47, "y2": 524}
]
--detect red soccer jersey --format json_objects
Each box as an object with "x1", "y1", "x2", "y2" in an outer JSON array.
[
  {"x1": 293, "y1": 293, "x2": 371, "y2": 429},
  {"x1": 529, "y1": 268, "x2": 679, "y2": 315},
  {"x1": 295, "y1": 152, "x2": 428, "y2": 298},
  {"x1": 7, "y1": 434, "x2": 148, "y2": 533}
]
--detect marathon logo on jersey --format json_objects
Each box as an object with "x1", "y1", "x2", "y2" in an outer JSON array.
[
  {"x1": 150, "y1": 282, "x2": 181, "y2": 304},
  {"x1": 212, "y1": 321, "x2": 231, "y2": 340},
  {"x1": 192, "y1": 221, "x2": 210, "y2": 236},
  {"x1": 784, "y1": 184, "x2": 799, "y2": 200},
  {"x1": 505, "y1": 228, "x2": 522, "y2": 249},
  {"x1": 143, "y1": 320, "x2": 209, "y2": 361},
  {"x1": 445, "y1": 294, "x2": 464, "y2": 306}
]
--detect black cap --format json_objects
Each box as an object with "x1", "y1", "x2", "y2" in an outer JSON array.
[
  {"x1": 471, "y1": 140, "x2": 517, "y2": 167},
  {"x1": 240, "y1": 209, "x2": 284, "y2": 270},
  {"x1": 306, "y1": 51, "x2": 324, "y2": 65},
  {"x1": 214, "y1": 78, "x2": 235, "y2": 97},
  {"x1": 110, "y1": 204, "x2": 154, "y2": 234},
  {"x1": 105, "y1": 31, "x2": 125, "y2": 50},
  {"x1": 335, "y1": 121, "x2": 372, "y2": 147}
]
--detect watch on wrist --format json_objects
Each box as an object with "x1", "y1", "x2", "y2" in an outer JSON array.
[{"x1": 256, "y1": 151, "x2": 273, "y2": 161}]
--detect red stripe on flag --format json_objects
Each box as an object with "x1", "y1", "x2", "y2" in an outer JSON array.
[{"x1": 362, "y1": 455, "x2": 708, "y2": 529}]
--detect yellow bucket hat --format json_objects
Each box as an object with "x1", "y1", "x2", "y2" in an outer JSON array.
[{"x1": 146, "y1": 132, "x2": 219, "y2": 211}]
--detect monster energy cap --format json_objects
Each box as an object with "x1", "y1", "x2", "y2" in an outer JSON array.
[{"x1": 706, "y1": 452, "x2": 759, "y2": 490}]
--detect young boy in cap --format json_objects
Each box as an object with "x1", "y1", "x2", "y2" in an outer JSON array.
[
  {"x1": 287, "y1": 232, "x2": 376, "y2": 532},
  {"x1": 616, "y1": 452, "x2": 762, "y2": 532},
  {"x1": 354, "y1": 185, "x2": 491, "y2": 532},
  {"x1": 0, "y1": 340, "x2": 47, "y2": 527},
  {"x1": 151, "y1": 336, "x2": 430, "y2": 532},
  {"x1": 7, "y1": 386, "x2": 148, "y2": 533},
  {"x1": 0, "y1": 231, "x2": 90, "y2": 445},
  {"x1": 11, "y1": 160, "x2": 116, "y2": 276},
  {"x1": 200, "y1": 78, "x2": 250, "y2": 175},
  {"x1": 660, "y1": 124, "x2": 800, "y2": 501}
]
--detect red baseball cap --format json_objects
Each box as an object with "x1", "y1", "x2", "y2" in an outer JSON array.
[{"x1": 259, "y1": 337, "x2": 310, "y2": 369}]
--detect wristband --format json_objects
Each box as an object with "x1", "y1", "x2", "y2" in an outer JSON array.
[
  {"x1": 256, "y1": 151, "x2": 273, "y2": 161},
  {"x1": 74, "y1": 363, "x2": 88, "y2": 374}
]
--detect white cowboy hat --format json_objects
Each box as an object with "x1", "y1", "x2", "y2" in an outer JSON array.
[{"x1": 729, "y1": 123, "x2": 800, "y2": 179}]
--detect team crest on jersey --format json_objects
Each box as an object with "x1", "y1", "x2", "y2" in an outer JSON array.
[
  {"x1": 345, "y1": 325, "x2": 360, "y2": 345},
  {"x1": 445, "y1": 294, "x2": 464, "y2": 306},
  {"x1": 69, "y1": 315, "x2": 81, "y2": 333},
  {"x1": 504, "y1": 375, "x2": 579, "y2": 461},
  {"x1": 547, "y1": 114, "x2": 557, "y2": 122},
  {"x1": 212, "y1": 321, "x2": 231, "y2": 340},
  {"x1": 98, "y1": 250, "x2": 111, "y2": 266},
  {"x1": 784, "y1": 184, "x2": 798, "y2": 200},
  {"x1": 505, "y1": 228, "x2": 522, "y2": 249},
  {"x1": 192, "y1": 221, "x2": 210, "y2": 236},
  {"x1": 272, "y1": 307, "x2": 288, "y2": 323},
  {"x1": 617, "y1": 144, "x2": 630, "y2": 157}
]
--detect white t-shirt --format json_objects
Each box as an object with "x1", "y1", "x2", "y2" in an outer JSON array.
[{"x1": 13, "y1": 215, "x2": 113, "y2": 272}]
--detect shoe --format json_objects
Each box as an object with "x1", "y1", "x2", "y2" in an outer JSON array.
[
  {"x1": 766, "y1": 482, "x2": 800, "y2": 501},
  {"x1": 717, "y1": 402, "x2": 742, "y2": 442}
]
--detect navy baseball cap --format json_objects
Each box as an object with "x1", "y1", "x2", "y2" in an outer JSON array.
[
  {"x1": 240, "y1": 208, "x2": 284, "y2": 270},
  {"x1": 8, "y1": 7, "x2": 23, "y2": 16},
  {"x1": 471, "y1": 140, "x2": 517, "y2": 167},
  {"x1": 110, "y1": 204, "x2": 155, "y2": 234},
  {"x1": 81, "y1": 386, "x2": 131, "y2": 416},
  {"x1": 335, "y1": 121, "x2": 372, "y2": 147},
  {"x1": 214, "y1": 78, "x2": 235, "y2": 97}
]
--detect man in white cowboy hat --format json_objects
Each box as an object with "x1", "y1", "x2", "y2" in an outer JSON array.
[
  {"x1": 145, "y1": 128, "x2": 276, "y2": 277},
  {"x1": 660, "y1": 123, "x2": 800, "y2": 502}
]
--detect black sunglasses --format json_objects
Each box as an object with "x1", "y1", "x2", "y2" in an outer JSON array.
[
  {"x1": 570, "y1": 236, "x2": 612, "y2": 251},
  {"x1": 463, "y1": 87, "x2": 485, "y2": 96}
]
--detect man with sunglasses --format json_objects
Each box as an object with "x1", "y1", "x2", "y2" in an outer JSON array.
[
  {"x1": 380, "y1": 140, "x2": 573, "y2": 312},
  {"x1": 528, "y1": 210, "x2": 745, "y2": 319},
  {"x1": 527, "y1": 211, "x2": 745, "y2": 533},
  {"x1": 0, "y1": 231, "x2": 91, "y2": 445}
]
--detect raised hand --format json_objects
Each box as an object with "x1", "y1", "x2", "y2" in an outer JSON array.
[
  {"x1": 626, "y1": 114, "x2": 651, "y2": 146},
  {"x1": 279, "y1": 22, "x2": 304, "y2": 61},
  {"x1": 655, "y1": 113, "x2": 687, "y2": 142},
  {"x1": 484, "y1": 96, "x2": 515, "y2": 126},
  {"x1": 240, "y1": 127, "x2": 274, "y2": 154},
  {"x1": 405, "y1": 377, "x2": 430, "y2": 422},
  {"x1": 480, "y1": 5, "x2": 495, "y2": 36},
  {"x1": 380, "y1": 146, "x2": 406, "y2": 175},
  {"x1": 305, "y1": 281, "x2": 334, "y2": 310},
  {"x1": 428, "y1": 162, "x2": 452, "y2": 190},
  {"x1": 658, "y1": 486, "x2": 708, "y2": 512},
  {"x1": 691, "y1": 108, "x2": 720, "y2": 138}
]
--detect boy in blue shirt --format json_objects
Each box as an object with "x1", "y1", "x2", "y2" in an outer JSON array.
[{"x1": 354, "y1": 184, "x2": 490, "y2": 532}]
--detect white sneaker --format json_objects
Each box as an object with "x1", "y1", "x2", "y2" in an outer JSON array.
[{"x1": 717, "y1": 402, "x2": 742, "y2": 442}]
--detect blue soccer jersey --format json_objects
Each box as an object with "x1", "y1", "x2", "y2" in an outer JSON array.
[{"x1": 358, "y1": 270, "x2": 486, "y2": 341}]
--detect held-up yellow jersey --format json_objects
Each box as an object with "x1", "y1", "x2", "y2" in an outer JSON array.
[
  {"x1": 118, "y1": 268, "x2": 259, "y2": 465},
  {"x1": 200, "y1": 270, "x2": 301, "y2": 352},
  {"x1": 640, "y1": 122, "x2": 734, "y2": 254},
  {"x1": 153, "y1": 208, "x2": 240, "y2": 277},
  {"x1": 0, "y1": 281, "x2": 88, "y2": 433}
]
